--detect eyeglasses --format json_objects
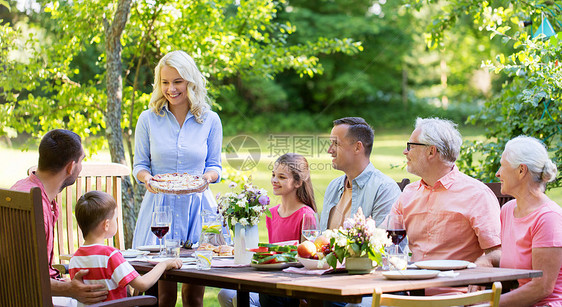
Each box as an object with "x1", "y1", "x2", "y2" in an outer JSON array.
[{"x1": 406, "y1": 142, "x2": 430, "y2": 151}]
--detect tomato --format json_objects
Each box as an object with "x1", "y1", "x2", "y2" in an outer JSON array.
[
  {"x1": 262, "y1": 257, "x2": 280, "y2": 264},
  {"x1": 248, "y1": 247, "x2": 269, "y2": 253}
]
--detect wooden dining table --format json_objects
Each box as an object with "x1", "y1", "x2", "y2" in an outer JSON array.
[{"x1": 130, "y1": 259, "x2": 542, "y2": 307}]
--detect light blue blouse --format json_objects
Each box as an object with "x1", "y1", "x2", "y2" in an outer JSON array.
[{"x1": 131, "y1": 106, "x2": 223, "y2": 248}]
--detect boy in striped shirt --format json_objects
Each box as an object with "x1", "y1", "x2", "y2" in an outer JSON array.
[{"x1": 69, "y1": 191, "x2": 182, "y2": 305}]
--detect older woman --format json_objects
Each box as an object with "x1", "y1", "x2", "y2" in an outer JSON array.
[{"x1": 496, "y1": 136, "x2": 562, "y2": 306}]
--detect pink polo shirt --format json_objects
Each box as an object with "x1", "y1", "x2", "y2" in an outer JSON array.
[
  {"x1": 12, "y1": 173, "x2": 61, "y2": 279},
  {"x1": 500, "y1": 199, "x2": 562, "y2": 306},
  {"x1": 392, "y1": 166, "x2": 501, "y2": 262}
]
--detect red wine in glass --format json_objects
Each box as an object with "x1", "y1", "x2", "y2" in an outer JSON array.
[
  {"x1": 151, "y1": 209, "x2": 171, "y2": 256},
  {"x1": 386, "y1": 229, "x2": 406, "y2": 245},
  {"x1": 151, "y1": 226, "x2": 170, "y2": 239}
]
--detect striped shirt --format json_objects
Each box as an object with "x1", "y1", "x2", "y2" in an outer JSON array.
[{"x1": 69, "y1": 244, "x2": 139, "y2": 305}]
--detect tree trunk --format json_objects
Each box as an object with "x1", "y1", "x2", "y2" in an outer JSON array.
[
  {"x1": 104, "y1": 0, "x2": 135, "y2": 248},
  {"x1": 402, "y1": 61, "x2": 408, "y2": 110}
]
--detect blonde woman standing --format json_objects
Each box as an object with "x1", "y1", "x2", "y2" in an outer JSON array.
[{"x1": 132, "y1": 50, "x2": 222, "y2": 306}]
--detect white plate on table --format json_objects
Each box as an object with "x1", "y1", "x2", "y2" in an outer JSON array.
[
  {"x1": 121, "y1": 249, "x2": 150, "y2": 258},
  {"x1": 214, "y1": 255, "x2": 234, "y2": 259},
  {"x1": 414, "y1": 260, "x2": 471, "y2": 270},
  {"x1": 382, "y1": 270, "x2": 440, "y2": 280},
  {"x1": 251, "y1": 262, "x2": 301, "y2": 270},
  {"x1": 137, "y1": 245, "x2": 162, "y2": 252},
  {"x1": 148, "y1": 257, "x2": 196, "y2": 264}
]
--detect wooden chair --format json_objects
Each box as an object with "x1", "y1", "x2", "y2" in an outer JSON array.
[
  {"x1": 0, "y1": 187, "x2": 52, "y2": 306},
  {"x1": 396, "y1": 178, "x2": 410, "y2": 192},
  {"x1": 28, "y1": 162, "x2": 130, "y2": 264},
  {"x1": 0, "y1": 187, "x2": 158, "y2": 307},
  {"x1": 484, "y1": 182, "x2": 514, "y2": 207},
  {"x1": 372, "y1": 281, "x2": 502, "y2": 307}
]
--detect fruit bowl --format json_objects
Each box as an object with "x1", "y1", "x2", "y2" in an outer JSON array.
[{"x1": 296, "y1": 256, "x2": 330, "y2": 270}]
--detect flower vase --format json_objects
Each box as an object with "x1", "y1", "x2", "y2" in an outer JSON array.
[
  {"x1": 345, "y1": 256, "x2": 375, "y2": 274},
  {"x1": 233, "y1": 223, "x2": 259, "y2": 265}
]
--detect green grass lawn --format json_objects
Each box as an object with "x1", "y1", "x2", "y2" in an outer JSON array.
[{"x1": 2, "y1": 127, "x2": 562, "y2": 306}]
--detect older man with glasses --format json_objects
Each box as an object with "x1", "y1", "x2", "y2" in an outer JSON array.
[{"x1": 391, "y1": 117, "x2": 501, "y2": 269}]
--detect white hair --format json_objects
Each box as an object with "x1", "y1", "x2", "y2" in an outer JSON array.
[
  {"x1": 149, "y1": 50, "x2": 210, "y2": 123},
  {"x1": 503, "y1": 136, "x2": 558, "y2": 187},
  {"x1": 415, "y1": 117, "x2": 462, "y2": 163}
]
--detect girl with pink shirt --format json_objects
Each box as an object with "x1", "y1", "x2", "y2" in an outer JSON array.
[
  {"x1": 496, "y1": 136, "x2": 562, "y2": 307},
  {"x1": 267, "y1": 153, "x2": 317, "y2": 243},
  {"x1": 217, "y1": 153, "x2": 317, "y2": 307}
]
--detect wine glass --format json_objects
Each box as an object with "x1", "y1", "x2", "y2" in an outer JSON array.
[
  {"x1": 383, "y1": 213, "x2": 406, "y2": 254},
  {"x1": 151, "y1": 208, "x2": 171, "y2": 256},
  {"x1": 301, "y1": 212, "x2": 320, "y2": 242}
]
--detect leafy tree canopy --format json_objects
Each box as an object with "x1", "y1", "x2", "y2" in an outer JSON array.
[
  {"x1": 405, "y1": 0, "x2": 562, "y2": 186},
  {"x1": 0, "y1": 0, "x2": 362, "y2": 152}
]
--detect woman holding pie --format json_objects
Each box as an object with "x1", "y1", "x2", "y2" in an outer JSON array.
[{"x1": 132, "y1": 50, "x2": 222, "y2": 307}]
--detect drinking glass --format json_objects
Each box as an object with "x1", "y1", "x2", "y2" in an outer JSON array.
[
  {"x1": 151, "y1": 208, "x2": 171, "y2": 256},
  {"x1": 166, "y1": 238, "x2": 181, "y2": 258},
  {"x1": 383, "y1": 213, "x2": 406, "y2": 254},
  {"x1": 195, "y1": 250, "x2": 213, "y2": 270},
  {"x1": 302, "y1": 212, "x2": 320, "y2": 241}
]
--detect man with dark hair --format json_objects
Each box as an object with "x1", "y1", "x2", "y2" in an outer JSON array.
[
  {"x1": 320, "y1": 117, "x2": 401, "y2": 230},
  {"x1": 11, "y1": 129, "x2": 108, "y2": 305}
]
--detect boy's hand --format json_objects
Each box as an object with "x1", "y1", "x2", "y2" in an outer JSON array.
[{"x1": 164, "y1": 258, "x2": 183, "y2": 270}]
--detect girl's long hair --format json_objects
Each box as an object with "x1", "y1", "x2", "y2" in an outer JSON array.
[
  {"x1": 275, "y1": 153, "x2": 317, "y2": 212},
  {"x1": 149, "y1": 50, "x2": 210, "y2": 123}
]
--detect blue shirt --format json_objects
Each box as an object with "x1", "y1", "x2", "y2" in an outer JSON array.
[
  {"x1": 132, "y1": 106, "x2": 222, "y2": 248},
  {"x1": 320, "y1": 163, "x2": 401, "y2": 230}
]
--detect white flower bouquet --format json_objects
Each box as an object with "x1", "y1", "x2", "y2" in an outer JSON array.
[
  {"x1": 323, "y1": 208, "x2": 392, "y2": 270},
  {"x1": 217, "y1": 182, "x2": 270, "y2": 230}
]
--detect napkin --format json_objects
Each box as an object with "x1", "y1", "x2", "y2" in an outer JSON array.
[
  {"x1": 283, "y1": 266, "x2": 346, "y2": 275},
  {"x1": 438, "y1": 270, "x2": 460, "y2": 278},
  {"x1": 181, "y1": 264, "x2": 198, "y2": 269},
  {"x1": 211, "y1": 258, "x2": 250, "y2": 268}
]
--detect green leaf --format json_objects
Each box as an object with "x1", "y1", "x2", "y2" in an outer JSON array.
[
  {"x1": 326, "y1": 253, "x2": 338, "y2": 270},
  {"x1": 334, "y1": 246, "x2": 345, "y2": 261},
  {"x1": 0, "y1": 0, "x2": 10, "y2": 11},
  {"x1": 351, "y1": 242, "x2": 361, "y2": 256}
]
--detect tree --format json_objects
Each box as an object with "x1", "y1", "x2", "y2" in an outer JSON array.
[
  {"x1": 405, "y1": 0, "x2": 562, "y2": 185},
  {"x1": 0, "y1": 0, "x2": 361, "y2": 246}
]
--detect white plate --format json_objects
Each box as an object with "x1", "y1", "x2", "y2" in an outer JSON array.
[
  {"x1": 137, "y1": 245, "x2": 162, "y2": 252},
  {"x1": 414, "y1": 260, "x2": 471, "y2": 270},
  {"x1": 148, "y1": 257, "x2": 196, "y2": 264},
  {"x1": 382, "y1": 270, "x2": 440, "y2": 280},
  {"x1": 251, "y1": 262, "x2": 301, "y2": 270},
  {"x1": 296, "y1": 256, "x2": 330, "y2": 270},
  {"x1": 121, "y1": 249, "x2": 150, "y2": 258}
]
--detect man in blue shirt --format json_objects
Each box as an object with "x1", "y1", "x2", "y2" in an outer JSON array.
[{"x1": 320, "y1": 117, "x2": 401, "y2": 230}]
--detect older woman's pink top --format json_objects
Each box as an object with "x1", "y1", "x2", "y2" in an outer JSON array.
[{"x1": 500, "y1": 199, "x2": 562, "y2": 306}]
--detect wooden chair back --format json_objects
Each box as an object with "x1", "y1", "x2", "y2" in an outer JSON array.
[
  {"x1": 28, "y1": 163, "x2": 130, "y2": 262},
  {"x1": 372, "y1": 281, "x2": 502, "y2": 307},
  {"x1": 0, "y1": 187, "x2": 52, "y2": 307},
  {"x1": 396, "y1": 178, "x2": 410, "y2": 192},
  {"x1": 484, "y1": 182, "x2": 514, "y2": 207}
]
